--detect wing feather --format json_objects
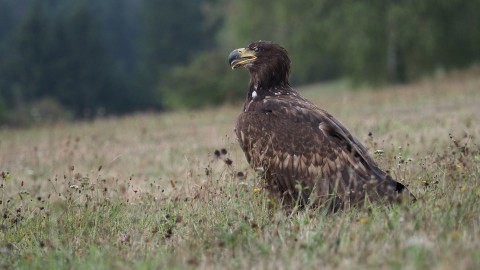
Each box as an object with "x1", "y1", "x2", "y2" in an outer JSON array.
[{"x1": 236, "y1": 93, "x2": 409, "y2": 207}]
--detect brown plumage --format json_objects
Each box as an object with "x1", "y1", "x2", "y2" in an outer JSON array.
[{"x1": 228, "y1": 41, "x2": 414, "y2": 209}]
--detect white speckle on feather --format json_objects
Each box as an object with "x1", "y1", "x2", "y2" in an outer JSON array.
[{"x1": 252, "y1": 91, "x2": 257, "y2": 98}]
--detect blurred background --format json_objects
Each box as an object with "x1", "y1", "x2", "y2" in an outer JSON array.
[{"x1": 0, "y1": 0, "x2": 479, "y2": 126}]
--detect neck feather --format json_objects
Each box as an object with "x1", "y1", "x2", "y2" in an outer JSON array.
[{"x1": 248, "y1": 68, "x2": 289, "y2": 93}]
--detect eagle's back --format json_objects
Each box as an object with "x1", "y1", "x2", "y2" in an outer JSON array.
[{"x1": 236, "y1": 92, "x2": 408, "y2": 208}]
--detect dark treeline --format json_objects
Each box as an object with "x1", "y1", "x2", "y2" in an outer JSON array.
[{"x1": 1, "y1": 0, "x2": 479, "y2": 125}]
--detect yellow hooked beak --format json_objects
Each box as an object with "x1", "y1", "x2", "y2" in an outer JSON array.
[{"x1": 228, "y1": 48, "x2": 257, "y2": 69}]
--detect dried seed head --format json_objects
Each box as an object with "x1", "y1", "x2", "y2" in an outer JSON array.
[
  {"x1": 165, "y1": 228, "x2": 173, "y2": 239},
  {"x1": 1, "y1": 171, "x2": 10, "y2": 179}
]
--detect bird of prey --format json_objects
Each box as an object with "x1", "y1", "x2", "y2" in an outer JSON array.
[{"x1": 228, "y1": 41, "x2": 413, "y2": 209}]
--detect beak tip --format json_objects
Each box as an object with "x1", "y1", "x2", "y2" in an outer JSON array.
[{"x1": 228, "y1": 49, "x2": 240, "y2": 66}]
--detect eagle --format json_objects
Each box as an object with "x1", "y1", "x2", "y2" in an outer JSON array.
[{"x1": 228, "y1": 41, "x2": 413, "y2": 209}]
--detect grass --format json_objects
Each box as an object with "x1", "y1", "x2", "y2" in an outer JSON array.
[{"x1": 1, "y1": 68, "x2": 480, "y2": 269}]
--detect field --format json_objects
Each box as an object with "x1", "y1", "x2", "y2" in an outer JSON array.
[{"x1": 1, "y1": 69, "x2": 479, "y2": 269}]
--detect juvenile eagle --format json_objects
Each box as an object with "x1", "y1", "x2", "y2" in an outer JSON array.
[{"x1": 228, "y1": 41, "x2": 413, "y2": 209}]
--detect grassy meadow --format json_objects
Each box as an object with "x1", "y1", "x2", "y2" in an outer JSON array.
[{"x1": 1, "y1": 69, "x2": 480, "y2": 269}]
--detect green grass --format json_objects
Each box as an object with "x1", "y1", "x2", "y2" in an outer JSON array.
[{"x1": 1, "y1": 69, "x2": 480, "y2": 269}]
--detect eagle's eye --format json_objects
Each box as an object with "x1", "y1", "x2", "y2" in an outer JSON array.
[{"x1": 253, "y1": 47, "x2": 260, "y2": 52}]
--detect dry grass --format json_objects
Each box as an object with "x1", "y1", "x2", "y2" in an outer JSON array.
[{"x1": 1, "y1": 69, "x2": 479, "y2": 269}]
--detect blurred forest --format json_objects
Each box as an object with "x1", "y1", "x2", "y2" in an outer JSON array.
[{"x1": 1, "y1": 0, "x2": 479, "y2": 126}]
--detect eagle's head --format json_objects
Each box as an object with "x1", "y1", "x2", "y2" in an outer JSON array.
[{"x1": 228, "y1": 41, "x2": 290, "y2": 88}]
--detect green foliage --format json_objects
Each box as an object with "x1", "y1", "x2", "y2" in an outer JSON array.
[
  {"x1": 1, "y1": 0, "x2": 480, "y2": 119},
  {"x1": 161, "y1": 50, "x2": 247, "y2": 109},
  {"x1": 221, "y1": 0, "x2": 480, "y2": 85},
  {"x1": 391, "y1": 0, "x2": 480, "y2": 80},
  {"x1": 48, "y1": 2, "x2": 123, "y2": 117},
  {"x1": 0, "y1": 95, "x2": 6, "y2": 124},
  {"x1": 0, "y1": 0, "x2": 14, "y2": 46},
  {"x1": 0, "y1": 0, "x2": 127, "y2": 119},
  {"x1": 13, "y1": 0, "x2": 50, "y2": 101},
  {"x1": 136, "y1": 0, "x2": 220, "y2": 110}
]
